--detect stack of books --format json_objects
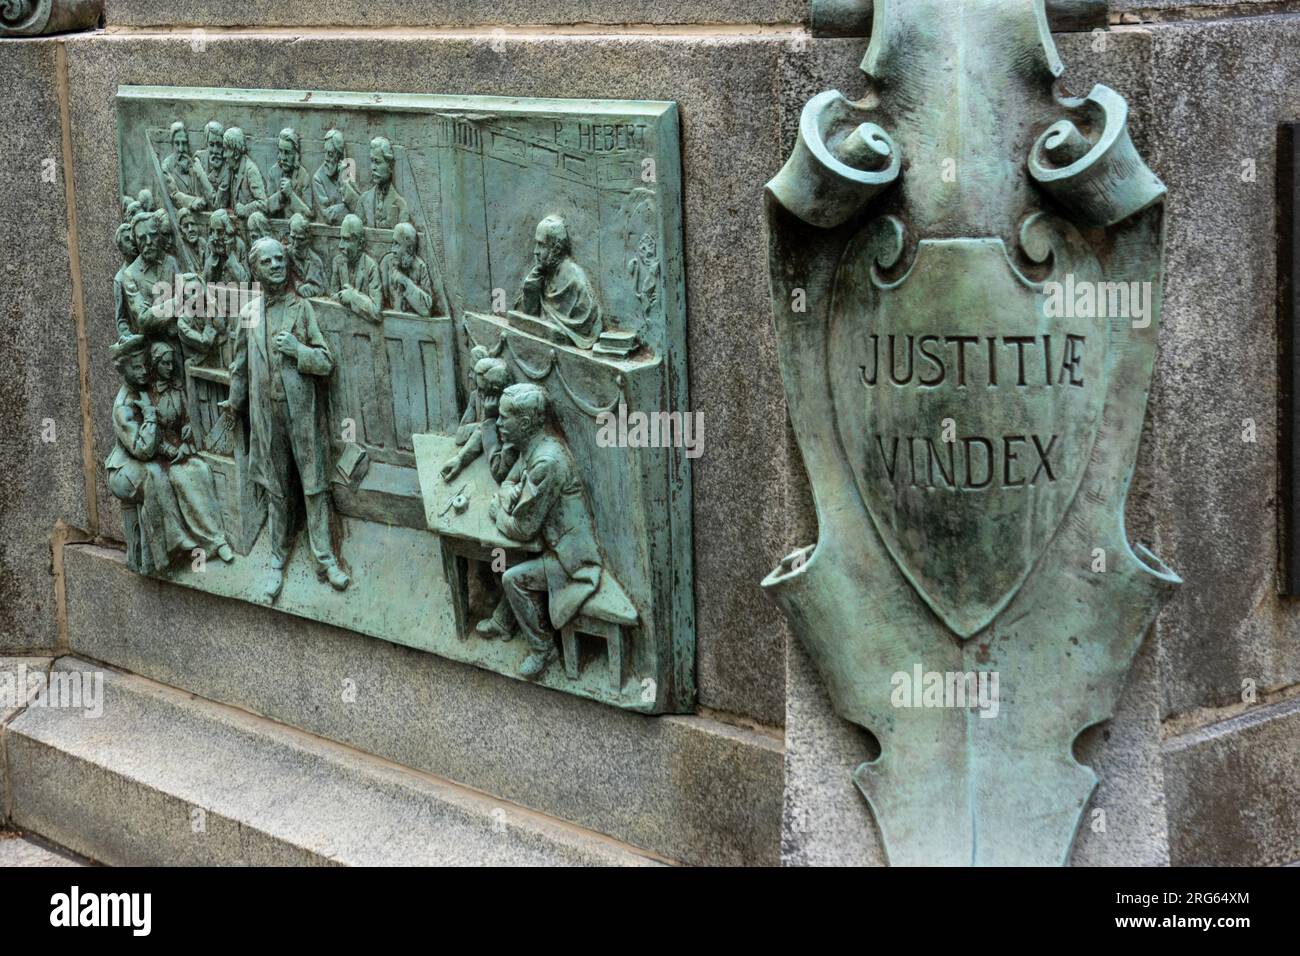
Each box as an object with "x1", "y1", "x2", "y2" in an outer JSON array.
[{"x1": 592, "y1": 329, "x2": 640, "y2": 358}]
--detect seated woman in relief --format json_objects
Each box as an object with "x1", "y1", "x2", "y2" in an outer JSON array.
[{"x1": 147, "y1": 340, "x2": 235, "y2": 565}]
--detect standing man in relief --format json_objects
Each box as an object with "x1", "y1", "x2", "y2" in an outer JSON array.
[
  {"x1": 224, "y1": 126, "x2": 268, "y2": 222},
  {"x1": 267, "y1": 127, "x2": 313, "y2": 220},
  {"x1": 221, "y1": 238, "x2": 350, "y2": 603},
  {"x1": 312, "y1": 128, "x2": 359, "y2": 226},
  {"x1": 359, "y1": 136, "x2": 410, "y2": 229},
  {"x1": 161, "y1": 121, "x2": 211, "y2": 211}
]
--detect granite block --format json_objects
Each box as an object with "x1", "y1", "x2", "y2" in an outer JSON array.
[
  {"x1": 6, "y1": 656, "x2": 662, "y2": 865},
  {"x1": 0, "y1": 38, "x2": 89, "y2": 653},
  {"x1": 102, "y1": 0, "x2": 806, "y2": 29},
  {"x1": 1135, "y1": 16, "x2": 1300, "y2": 716},
  {"x1": 1163, "y1": 695, "x2": 1300, "y2": 866},
  {"x1": 62, "y1": 544, "x2": 784, "y2": 865}
]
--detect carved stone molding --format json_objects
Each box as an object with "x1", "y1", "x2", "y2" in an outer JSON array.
[{"x1": 811, "y1": 0, "x2": 1109, "y2": 36}]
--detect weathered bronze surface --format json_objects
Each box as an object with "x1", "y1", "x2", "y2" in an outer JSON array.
[
  {"x1": 0, "y1": 0, "x2": 101, "y2": 36},
  {"x1": 110, "y1": 87, "x2": 693, "y2": 712},
  {"x1": 764, "y1": 0, "x2": 1179, "y2": 863}
]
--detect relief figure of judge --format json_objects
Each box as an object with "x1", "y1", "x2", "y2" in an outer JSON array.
[{"x1": 516, "y1": 215, "x2": 602, "y2": 350}]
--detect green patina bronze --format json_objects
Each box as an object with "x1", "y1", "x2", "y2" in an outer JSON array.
[
  {"x1": 109, "y1": 87, "x2": 693, "y2": 713},
  {"x1": 764, "y1": 0, "x2": 1180, "y2": 864}
]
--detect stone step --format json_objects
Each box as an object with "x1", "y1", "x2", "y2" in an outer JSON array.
[
  {"x1": 0, "y1": 830, "x2": 90, "y2": 867},
  {"x1": 62, "y1": 544, "x2": 783, "y2": 866},
  {"x1": 1, "y1": 656, "x2": 53, "y2": 817},
  {"x1": 2, "y1": 658, "x2": 663, "y2": 866}
]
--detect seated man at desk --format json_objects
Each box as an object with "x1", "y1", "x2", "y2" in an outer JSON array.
[
  {"x1": 441, "y1": 353, "x2": 514, "y2": 484},
  {"x1": 515, "y1": 214, "x2": 603, "y2": 350},
  {"x1": 489, "y1": 383, "x2": 603, "y2": 679},
  {"x1": 442, "y1": 354, "x2": 517, "y2": 641}
]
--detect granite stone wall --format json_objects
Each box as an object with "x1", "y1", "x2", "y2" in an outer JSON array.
[{"x1": 0, "y1": 39, "x2": 88, "y2": 655}]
